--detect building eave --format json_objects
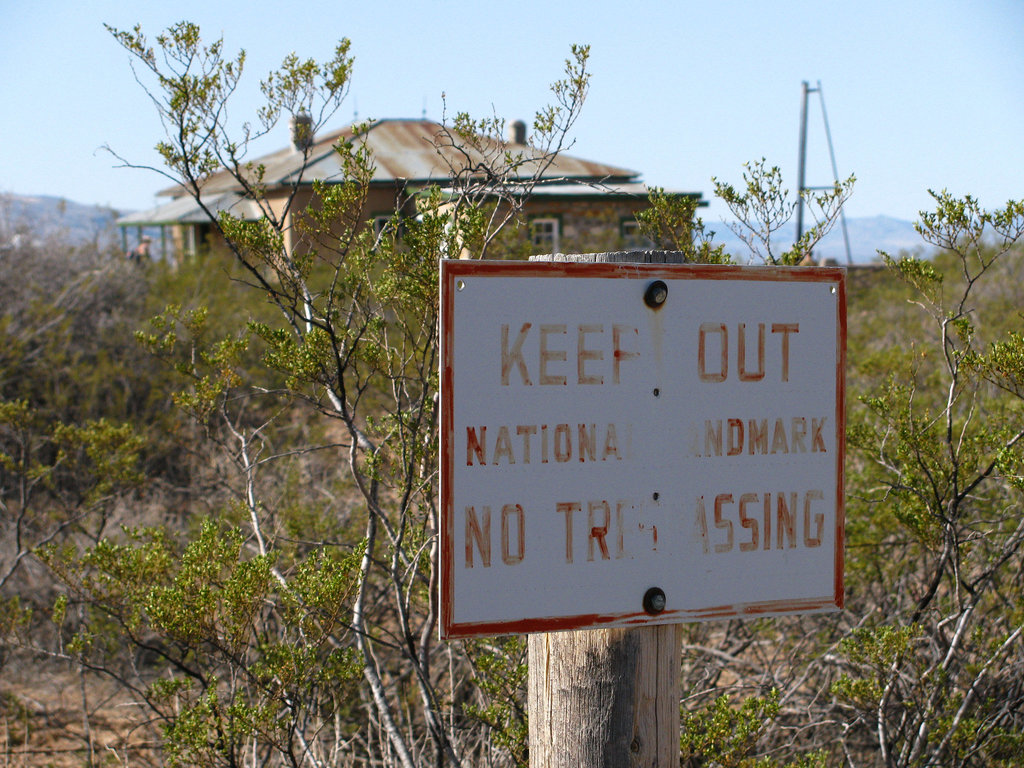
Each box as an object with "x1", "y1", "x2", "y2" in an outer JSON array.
[{"x1": 117, "y1": 191, "x2": 263, "y2": 227}]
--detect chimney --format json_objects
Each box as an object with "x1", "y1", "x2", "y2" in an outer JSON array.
[
  {"x1": 508, "y1": 119, "x2": 527, "y2": 145},
  {"x1": 290, "y1": 112, "x2": 314, "y2": 151}
]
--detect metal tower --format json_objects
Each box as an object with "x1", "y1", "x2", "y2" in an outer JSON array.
[{"x1": 796, "y1": 81, "x2": 852, "y2": 265}]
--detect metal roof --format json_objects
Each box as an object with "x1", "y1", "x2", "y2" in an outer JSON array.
[
  {"x1": 118, "y1": 191, "x2": 264, "y2": 225},
  {"x1": 162, "y1": 118, "x2": 641, "y2": 197},
  {"x1": 504, "y1": 180, "x2": 674, "y2": 198}
]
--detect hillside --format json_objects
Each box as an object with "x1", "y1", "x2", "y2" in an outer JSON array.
[
  {"x1": 0, "y1": 192, "x2": 121, "y2": 250},
  {"x1": 706, "y1": 214, "x2": 921, "y2": 264}
]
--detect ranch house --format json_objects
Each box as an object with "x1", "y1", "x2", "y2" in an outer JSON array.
[{"x1": 118, "y1": 117, "x2": 704, "y2": 261}]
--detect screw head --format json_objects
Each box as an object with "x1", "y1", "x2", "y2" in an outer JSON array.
[
  {"x1": 644, "y1": 280, "x2": 668, "y2": 309},
  {"x1": 643, "y1": 587, "x2": 667, "y2": 615}
]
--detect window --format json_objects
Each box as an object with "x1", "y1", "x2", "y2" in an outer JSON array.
[
  {"x1": 530, "y1": 217, "x2": 561, "y2": 254},
  {"x1": 620, "y1": 218, "x2": 653, "y2": 250},
  {"x1": 371, "y1": 214, "x2": 392, "y2": 237},
  {"x1": 369, "y1": 213, "x2": 404, "y2": 249}
]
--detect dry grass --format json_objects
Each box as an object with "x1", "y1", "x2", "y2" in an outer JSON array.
[{"x1": 0, "y1": 660, "x2": 161, "y2": 767}]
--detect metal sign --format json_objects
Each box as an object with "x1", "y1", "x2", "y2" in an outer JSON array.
[{"x1": 440, "y1": 260, "x2": 845, "y2": 639}]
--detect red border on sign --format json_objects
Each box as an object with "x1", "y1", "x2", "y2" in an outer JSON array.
[{"x1": 440, "y1": 260, "x2": 846, "y2": 639}]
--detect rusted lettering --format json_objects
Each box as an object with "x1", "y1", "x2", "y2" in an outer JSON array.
[
  {"x1": 727, "y1": 418, "x2": 744, "y2": 456},
  {"x1": 587, "y1": 500, "x2": 611, "y2": 561},
  {"x1": 811, "y1": 417, "x2": 827, "y2": 452},
  {"x1": 695, "y1": 496, "x2": 710, "y2": 554},
  {"x1": 553, "y1": 423, "x2": 572, "y2": 462},
  {"x1": 705, "y1": 420, "x2": 723, "y2": 456},
  {"x1": 771, "y1": 323, "x2": 799, "y2": 382},
  {"x1": 578, "y1": 423, "x2": 596, "y2": 462},
  {"x1": 501, "y1": 504, "x2": 525, "y2": 565},
  {"x1": 698, "y1": 323, "x2": 728, "y2": 382},
  {"x1": 539, "y1": 324, "x2": 567, "y2": 385},
  {"x1": 500, "y1": 323, "x2": 532, "y2": 385},
  {"x1": 465, "y1": 506, "x2": 491, "y2": 568},
  {"x1": 612, "y1": 325, "x2": 640, "y2": 384},
  {"x1": 739, "y1": 493, "x2": 759, "y2": 551},
  {"x1": 557, "y1": 501, "x2": 580, "y2": 563},
  {"x1": 699, "y1": 415, "x2": 832, "y2": 458},
  {"x1": 556, "y1": 499, "x2": 632, "y2": 564},
  {"x1": 776, "y1": 492, "x2": 797, "y2": 549},
  {"x1": 762, "y1": 493, "x2": 772, "y2": 550},
  {"x1": 517, "y1": 424, "x2": 537, "y2": 463},
  {"x1": 738, "y1": 322, "x2": 766, "y2": 381},
  {"x1": 713, "y1": 493, "x2": 734, "y2": 553},
  {"x1": 466, "y1": 422, "x2": 628, "y2": 465},
  {"x1": 699, "y1": 322, "x2": 800, "y2": 383},
  {"x1": 771, "y1": 418, "x2": 789, "y2": 454},
  {"x1": 803, "y1": 490, "x2": 824, "y2": 547},
  {"x1": 615, "y1": 499, "x2": 628, "y2": 558},
  {"x1": 602, "y1": 423, "x2": 622, "y2": 461},
  {"x1": 577, "y1": 324, "x2": 604, "y2": 385},
  {"x1": 498, "y1": 323, "x2": 642, "y2": 387},
  {"x1": 493, "y1": 425, "x2": 514, "y2": 465},
  {"x1": 697, "y1": 490, "x2": 827, "y2": 554},
  {"x1": 463, "y1": 504, "x2": 528, "y2": 568},
  {"x1": 699, "y1": 415, "x2": 829, "y2": 458},
  {"x1": 467, "y1": 426, "x2": 486, "y2": 466},
  {"x1": 748, "y1": 419, "x2": 769, "y2": 454},
  {"x1": 791, "y1": 417, "x2": 807, "y2": 453}
]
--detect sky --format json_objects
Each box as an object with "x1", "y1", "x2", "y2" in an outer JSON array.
[{"x1": 1, "y1": 0, "x2": 1022, "y2": 225}]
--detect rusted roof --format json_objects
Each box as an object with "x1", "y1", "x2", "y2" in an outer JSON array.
[{"x1": 164, "y1": 118, "x2": 640, "y2": 197}]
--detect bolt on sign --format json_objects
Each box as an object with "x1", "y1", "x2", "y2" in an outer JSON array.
[{"x1": 439, "y1": 260, "x2": 845, "y2": 639}]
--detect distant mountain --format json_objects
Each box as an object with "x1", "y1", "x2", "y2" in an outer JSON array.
[
  {"x1": 704, "y1": 215, "x2": 923, "y2": 264},
  {"x1": 0, "y1": 193, "x2": 122, "y2": 249}
]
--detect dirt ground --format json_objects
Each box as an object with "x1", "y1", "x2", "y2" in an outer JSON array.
[{"x1": 0, "y1": 661, "x2": 161, "y2": 767}]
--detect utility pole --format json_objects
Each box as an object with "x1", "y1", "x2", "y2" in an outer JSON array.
[{"x1": 795, "y1": 80, "x2": 813, "y2": 246}]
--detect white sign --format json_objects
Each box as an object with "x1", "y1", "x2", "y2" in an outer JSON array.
[{"x1": 440, "y1": 261, "x2": 845, "y2": 639}]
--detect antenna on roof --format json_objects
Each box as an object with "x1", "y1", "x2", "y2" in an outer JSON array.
[
  {"x1": 353, "y1": 97, "x2": 359, "y2": 123},
  {"x1": 796, "y1": 80, "x2": 852, "y2": 265},
  {"x1": 422, "y1": 97, "x2": 427, "y2": 120}
]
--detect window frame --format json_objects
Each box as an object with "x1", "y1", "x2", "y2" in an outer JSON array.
[{"x1": 529, "y1": 215, "x2": 562, "y2": 255}]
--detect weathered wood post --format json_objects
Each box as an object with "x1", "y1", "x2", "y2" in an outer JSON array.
[
  {"x1": 527, "y1": 251, "x2": 685, "y2": 768},
  {"x1": 528, "y1": 625, "x2": 682, "y2": 767}
]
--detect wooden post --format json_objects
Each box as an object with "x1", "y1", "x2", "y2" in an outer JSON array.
[
  {"x1": 528, "y1": 625, "x2": 682, "y2": 767},
  {"x1": 527, "y1": 251, "x2": 684, "y2": 768}
]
